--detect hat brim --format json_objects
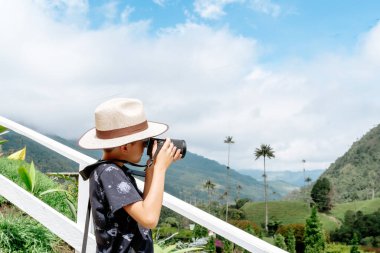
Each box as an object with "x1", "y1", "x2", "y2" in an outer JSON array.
[{"x1": 78, "y1": 121, "x2": 168, "y2": 149}]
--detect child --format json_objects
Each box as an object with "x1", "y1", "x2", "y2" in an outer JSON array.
[{"x1": 78, "y1": 98, "x2": 182, "y2": 252}]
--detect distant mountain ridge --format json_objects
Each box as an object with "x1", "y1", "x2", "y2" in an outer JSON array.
[
  {"x1": 321, "y1": 123, "x2": 380, "y2": 202},
  {"x1": 1, "y1": 131, "x2": 296, "y2": 202},
  {"x1": 238, "y1": 169, "x2": 325, "y2": 188}
]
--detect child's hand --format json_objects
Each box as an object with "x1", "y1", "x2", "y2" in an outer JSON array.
[{"x1": 154, "y1": 138, "x2": 181, "y2": 171}]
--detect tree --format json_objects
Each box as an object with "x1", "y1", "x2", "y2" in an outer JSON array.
[
  {"x1": 311, "y1": 177, "x2": 333, "y2": 212},
  {"x1": 302, "y1": 159, "x2": 306, "y2": 201},
  {"x1": 224, "y1": 136, "x2": 234, "y2": 222},
  {"x1": 274, "y1": 233, "x2": 287, "y2": 250},
  {"x1": 304, "y1": 207, "x2": 325, "y2": 253},
  {"x1": 285, "y1": 229, "x2": 296, "y2": 253},
  {"x1": 236, "y1": 184, "x2": 242, "y2": 200},
  {"x1": 203, "y1": 179, "x2": 215, "y2": 212},
  {"x1": 254, "y1": 144, "x2": 275, "y2": 232},
  {"x1": 350, "y1": 233, "x2": 360, "y2": 253}
]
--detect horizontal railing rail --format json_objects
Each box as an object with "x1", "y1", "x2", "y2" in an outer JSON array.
[{"x1": 0, "y1": 116, "x2": 287, "y2": 253}]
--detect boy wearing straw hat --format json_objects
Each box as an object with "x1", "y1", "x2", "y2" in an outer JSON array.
[{"x1": 78, "y1": 98, "x2": 182, "y2": 253}]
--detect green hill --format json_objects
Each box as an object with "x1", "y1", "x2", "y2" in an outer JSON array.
[
  {"x1": 242, "y1": 198, "x2": 380, "y2": 232},
  {"x1": 1, "y1": 131, "x2": 292, "y2": 202},
  {"x1": 320, "y1": 124, "x2": 380, "y2": 202}
]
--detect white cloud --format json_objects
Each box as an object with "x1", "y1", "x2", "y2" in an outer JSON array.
[
  {"x1": 120, "y1": 6, "x2": 135, "y2": 23},
  {"x1": 152, "y1": 0, "x2": 165, "y2": 7},
  {"x1": 193, "y1": 0, "x2": 281, "y2": 20},
  {"x1": 1, "y1": 1, "x2": 380, "y2": 173},
  {"x1": 249, "y1": 0, "x2": 281, "y2": 17},
  {"x1": 193, "y1": 0, "x2": 240, "y2": 20}
]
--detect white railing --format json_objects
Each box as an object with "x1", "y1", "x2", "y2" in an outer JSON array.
[{"x1": 0, "y1": 116, "x2": 287, "y2": 253}]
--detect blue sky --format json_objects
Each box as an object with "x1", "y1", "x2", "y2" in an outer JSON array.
[
  {"x1": 1, "y1": 0, "x2": 380, "y2": 172},
  {"x1": 84, "y1": 0, "x2": 380, "y2": 62}
]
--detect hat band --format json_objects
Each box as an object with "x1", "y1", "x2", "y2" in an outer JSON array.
[{"x1": 96, "y1": 120, "x2": 148, "y2": 139}]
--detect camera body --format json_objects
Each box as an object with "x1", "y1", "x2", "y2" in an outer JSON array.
[{"x1": 146, "y1": 138, "x2": 187, "y2": 158}]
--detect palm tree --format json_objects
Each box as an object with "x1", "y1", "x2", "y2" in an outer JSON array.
[
  {"x1": 254, "y1": 144, "x2": 275, "y2": 232},
  {"x1": 203, "y1": 179, "x2": 215, "y2": 212},
  {"x1": 302, "y1": 159, "x2": 306, "y2": 202},
  {"x1": 236, "y1": 184, "x2": 243, "y2": 200},
  {"x1": 224, "y1": 136, "x2": 234, "y2": 222}
]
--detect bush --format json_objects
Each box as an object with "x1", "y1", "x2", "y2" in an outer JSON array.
[
  {"x1": 277, "y1": 224, "x2": 305, "y2": 252},
  {"x1": 229, "y1": 220, "x2": 262, "y2": 235}
]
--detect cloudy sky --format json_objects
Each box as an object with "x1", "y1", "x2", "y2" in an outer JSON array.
[{"x1": 1, "y1": 0, "x2": 380, "y2": 172}]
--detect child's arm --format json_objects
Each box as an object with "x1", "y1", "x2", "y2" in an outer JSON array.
[{"x1": 124, "y1": 138, "x2": 181, "y2": 228}]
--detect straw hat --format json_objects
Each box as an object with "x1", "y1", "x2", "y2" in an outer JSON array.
[{"x1": 78, "y1": 98, "x2": 168, "y2": 149}]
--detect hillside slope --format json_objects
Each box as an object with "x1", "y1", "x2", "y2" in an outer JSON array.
[
  {"x1": 321, "y1": 124, "x2": 380, "y2": 202},
  {"x1": 1, "y1": 131, "x2": 290, "y2": 202}
]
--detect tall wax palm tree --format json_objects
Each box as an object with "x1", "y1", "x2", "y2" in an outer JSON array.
[
  {"x1": 254, "y1": 144, "x2": 275, "y2": 232},
  {"x1": 224, "y1": 136, "x2": 234, "y2": 222},
  {"x1": 203, "y1": 179, "x2": 215, "y2": 212},
  {"x1": 302, "y1": 159, "x2": 306, "y2": 202},
  {"x1": 236, "y1": 184, "x2": 243, "y2": 200}
]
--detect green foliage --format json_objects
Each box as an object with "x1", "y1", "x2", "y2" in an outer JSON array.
[
  {"x1": 274, "y1": 233, "x2": 287, "y2": 250},
  {"x1": 277, "y1": 224, "x2": 305, "y2": 252},
  {"x1": 235, "y1": 198, "x2": 250, "y2": 209},
  {"x1": 0, "y1": 158, "x2": 76, "y2": 219},
  {"x1": 204, "y1": 237, "x2": 216, "y2": 252},
  {"x1": 0, "y1": 210, "x2": 60, "y2": 252},
  {"x1": 331, "y1": 208, "x2": 380, "y2": 246},
  {"x1": 285, "y1": 229, "x2": 296, "y2": 253},
  {"x1": 229, "y1": 220, "x2": 261, "y2": 236},
  {"x1": 321, "y1": 123, "x2": 380, "y2": 202},
  {"x1": 325, "y1": 243, "x2": 363, "y2": 253},
  {"x1": 350, "y1": 233, "x2": 360, "y2": 253},
  {"x1": 17, "y1": 161, "x2": 36, "y2": 193},
  {"x1": 311, "y1": 177, "x2": 333, "y2": 212},
  {"x1": 192, "y1": 224, "x2": 208, "y2": 239},
  {"x1": 0, "y1": 125, "x2": 8, "y2": 147},
  {"x1": 267, "y1": 219, "x2": 282, "y2": 236},
  {"x1": 153, "y1": 243, "x2": 202, "y2": 253},
  {"x1": 304, "y1": 207, "x2": 326, "y2": 253}
]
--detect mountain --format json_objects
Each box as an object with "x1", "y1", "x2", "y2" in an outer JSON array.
[
  {"x1": 238, "y1": 169, "x2": 325, "y2": 188},
  {"x1": 320, "y1": 124, "x2": 380, "y2": 202},
  {"x1": 1, "y1": 131, "x2": 294, "y2": 202}
]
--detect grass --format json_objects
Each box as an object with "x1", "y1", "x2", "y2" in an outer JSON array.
[
  {"x1": 242, "y1": 200, "x2": 310, "y2": 225},
  {"x1": 330, "y1": 198, "x2": 380, "y2": 221},
  {"x1": 0, "y1": 157, "x2": 76, "y2": 252},
  {"x1": 0, "y1": 206, "x2": 72, "y2": 253},
  {"x1": 0, "y1": 158, "x2": 76, "y2": 219},
  {"x1": 242, "y1": 198, "x2": 380, "y2": 233}
]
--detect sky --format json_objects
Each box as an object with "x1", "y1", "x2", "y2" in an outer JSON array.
[{"x1": 1, "y1": 0, "x2": 380, "y2": 172}]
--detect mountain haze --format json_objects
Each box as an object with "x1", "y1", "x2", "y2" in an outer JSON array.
[{"x1": 238, "y1": 169, "x2": 324, "y2": 187}]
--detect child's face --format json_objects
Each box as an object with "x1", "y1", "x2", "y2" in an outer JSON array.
[{"x1": 124, "y1": 140, "x2": 146, "y2": 163}]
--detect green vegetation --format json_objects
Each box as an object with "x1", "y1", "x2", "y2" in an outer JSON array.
[
  {"x1": 311, "y1": 177, "x2": 333, "y2": 212},
  {"x1": 0, "y1": 158, "x2": 76, "y2": 219},
  {"x1": 330, "y1": 198, "x2": 380, "y2": 221},
  {"x1": 0, "y1": 207, "x2": 65, "y2": 253},
  {"x1": 321, "y1": 123, "x2": 380, "y2": 202},
  {"x1": 304, "y1": 207, "x2": 326, "y2": 253},
  {"x1": 0, "y1": 158, "x2": 77, "y2": 252}
]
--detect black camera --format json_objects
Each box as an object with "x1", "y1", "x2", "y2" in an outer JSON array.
[{"x1": 146, "y1": 138, "x2": 186, "y2": 158}]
